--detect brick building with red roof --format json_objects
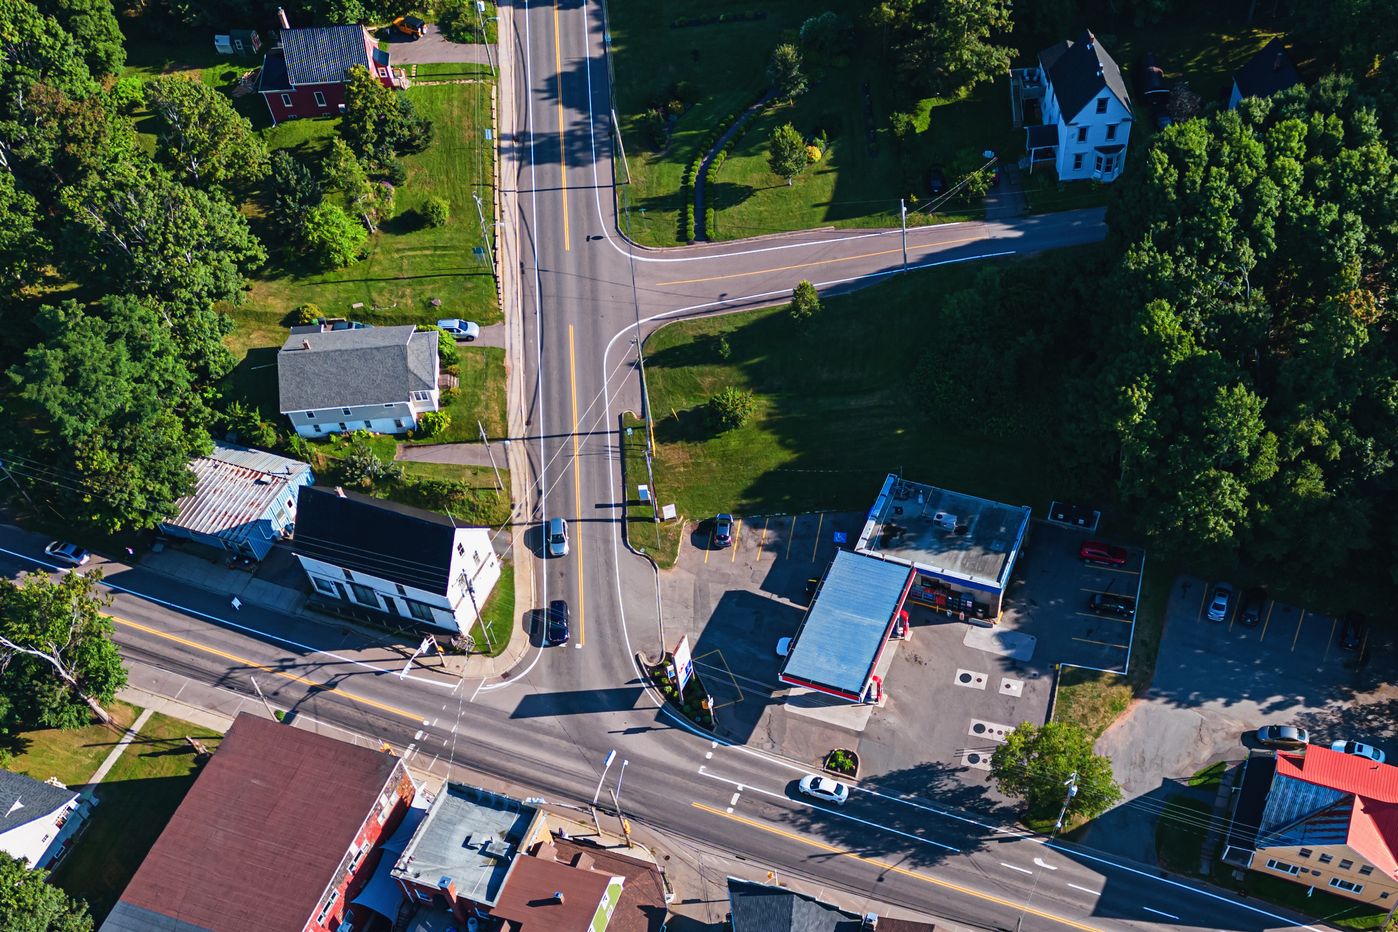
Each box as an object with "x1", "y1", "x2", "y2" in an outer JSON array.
[
  {"x1": 99, "y1": 714, "x2": 415, "y2": 932},
  {"x1": 1224, "y1": 744, "x2": 1398, "y2": 905},
  {"x1": 258, "y1": 22, "x2": 408, "y2": 125}
]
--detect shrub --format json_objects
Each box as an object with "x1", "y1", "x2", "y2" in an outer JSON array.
[
  {"x1": 417, "y1": 410, "x2": 451, "y2": 436},
  {"x1": 110, "y1": 75, "x2": 145, "y2": 114},
  {"x1": 341, "y1": 437, "x2": 405, "y2": 485},
  {"x1": 424, "y1": 195, "x2": 451, "y2": 227},
  {"x1": 441, "y1": 386, "x2": 461, "y2": 403},
  {"x1": 666, "y1": 99, "x2": 684, "y2": 116},
  {"x1": 789, "y1": 279, "x2": 820, "y2": 326},
  {"x1": 675, "y1": 16, "x2": 686, "y2": 26},
  {"x1": 304, "y1": 202, "x2": 367, "y2": 269},
  {"x1": 382, "y1": 157, "x2": 409, "y2": 186},
  {"x1": 718, "y1": 335, "x2": 731, "y2": 359},
  {"x1": 705, "y1": 206, "x2": 714, "y2": 235},
  {"x1": 674, "y1": 80, "x2": 701, "y2": 103},
  {"x1": 642, "y1": 110, "x2": 667, "y2": 147},
  {"x1": 745, "y1": 10, "x2": 755, "y2": 19},
  {"x1": 719, "y1": 12, "x2": 730, "y2": 21},
  {"x1": 806, "y1": 144, "x2": 822, "y2": 162},
  {"x1": 707, "y1": 386, "x2": 756, "y2": 430},
  {"x1": 294, "y1": 302, "x2": 322, "y2": 325}
]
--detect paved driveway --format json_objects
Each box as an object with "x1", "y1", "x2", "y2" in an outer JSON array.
[{"x1": 385, "y1": 25, "x2": 494, "y2": 65}]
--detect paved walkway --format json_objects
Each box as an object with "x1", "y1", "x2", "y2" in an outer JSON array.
[
  {"x1": 395, "y1": 441, "x2": 501, "y2": 466},
  {"x1": 386, "y1": 26, "x2": 495, "y2": 65},
  {"x1": 985, "y1": 162, "x2": 1027, "y2": 220},
  {"x1": 88, "y1": 708, "x2": 153, "y2": 784}
]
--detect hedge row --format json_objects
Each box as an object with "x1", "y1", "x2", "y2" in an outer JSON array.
[
  {"x1": 686, "y1": 89, "x2": 768, "y2": 242},
  {"x1": 697, "y1": 93, "x2": 772, "y2": 238}
]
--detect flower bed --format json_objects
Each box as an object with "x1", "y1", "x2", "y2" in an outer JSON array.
[
  {"x1": 648, "y1": 653, "x2": 715, "y2": 730},
  {"x1": 824, "y1": 748, "x2": 858, "y2": 777}
]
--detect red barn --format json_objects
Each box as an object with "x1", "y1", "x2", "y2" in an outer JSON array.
[{"x1": 258, "y1": 24, "x2": 409, "y2": 125}]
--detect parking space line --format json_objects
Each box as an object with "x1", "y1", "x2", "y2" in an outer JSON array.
[
  {"x1": 1324, "y1": 615, "x2": 1337, "y2": 661},
  {"x1": 755, "y1": 518, "x2": 769, "y2": 563},
  {"x1": 811, "y1": 513, "x2": 824, "y2": 561},
  {"x1": 1259, "y1": 600, "x2": 1276, "y2": 641},
  {"x1": 1099, "y1": 566, "x2": 1140, "y2": 575},
  {"x1": 785, "y1": 517, "x2": 798, "y2": 560},
  {"x1": 1195, "y1": 587, "x2": 1209, "y2": 624},
  {"x1": 704, "y1": 526, "x2": 714, "y2": 564},
  {"x1": 1075, "y1": 612, "x2": 1132, "y2": 622},
  {"x1": 1291, "y1": 609, "x2": 1308, "y2": 652},
  {"x1": 1072, "y1": 637, "x2": 1129, "y2": 648},
  {"x1": 731, "y1": 519, "x2": 742, "y2": 563}
]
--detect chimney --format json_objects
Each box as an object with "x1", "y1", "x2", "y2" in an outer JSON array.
[
  {"x1": 553, "y1": 892, "x2": 565, "y2": 904},
  {"x1": 301, "y1": 339, "x2": 311, "y2": 350},
  {"x1": 1084, "y1": 31, "x2": 1094, "y2": 50},
  {"x1": 277, "y1": 6, "x2": 289, "y2": 28}
]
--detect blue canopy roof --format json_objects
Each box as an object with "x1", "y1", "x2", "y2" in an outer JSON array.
[
  {"x1": 351, "y1": 853, "x2": 404, "y2": 919},
  {"x1": 779, "y1": 551, "x2": 912, "y2": 700}
]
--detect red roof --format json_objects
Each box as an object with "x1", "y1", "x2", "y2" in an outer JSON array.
[
  {"x1": 1276, "y1": 745, "x2": 1398, "y2": 802},
  {"x1": 1349, "y1": 798, "x2": 1398, "y2": 879},
  {"x1": 491, "y1": 855, "x2": 619, "y2": 932},
  {"x1": 112, "y1": 714, "x2": 404, "y2": 932}
]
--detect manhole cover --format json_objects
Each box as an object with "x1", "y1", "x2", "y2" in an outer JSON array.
[
  {"x1": 973, "y1": 723, "x2": 986, "y2": 734},
  {"x1": 959, "y1": 672, "x2": 973, "y2": 683},
  {"x1": 967, "y1": 753, "x2": 981, "y2": 764}
]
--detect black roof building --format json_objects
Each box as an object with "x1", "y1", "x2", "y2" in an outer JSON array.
[
  {"x1": 1232, "y1": 39, "x2": 1300, "y2": 103},
  {"x1": 1039, "y1": 30, "x2": 1130, "y2": 121}
]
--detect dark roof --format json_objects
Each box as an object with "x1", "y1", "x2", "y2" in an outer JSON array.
[
  {"x1": 491, "y1": 855, "x2": 620, "y2": 932},
  {"x1": 551, "y1": 839, "x2": 668, "y2": 932},
  {"x1": 282, "y1": 25, "x2": 372, "y2": 85},
  {"x1": 1026, "y1": 123, "x2": 1059, "y2": 150},
  {"x1": 292, "y1": 486, "x2": 459, "y2": 594},
  {"x1": 0, "y1": 770, "x2": 77, "y2": 835},
  {"x1": 1225, "y1": 753, "x2": 1276, "y2": 854},
  {"x1": 278, "y1": 325, "x2": 437, "y2": 412},
  {"x1": 257, "y1": 49, "x2": 293, "y2": 93},
  {"x1": 1039, "y1": 30, "x2": 1130, "y2": 121},
  {"x1": 779, "y1": 550, "x2": 912, "y2": 699},
  {"x1": 727, "y1": 879, "x2": 863, "y2": 932},
  {"x1": 1232, "y1": 39, "x2": 1300, "y2": 101},
  {"x1": 104, "y1": 714, "x2": 402, "y2": 932}
]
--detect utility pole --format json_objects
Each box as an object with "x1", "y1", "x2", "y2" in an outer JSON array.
[
  {"x1": 478, "y1": 420, "x2": 504, "y2": 491},
  {"x1": 900, "y1": 199, "x2": 908, "y2": 273},
  {"x1": 1015, "y1": 771, "x2": 1078, "y2": 932},
  {"x1": 249, "y1": 676, "x2": 278, "y2": 720},
  {"x1": 472, "y1": 192, "x2": 497, "y2": 287}
]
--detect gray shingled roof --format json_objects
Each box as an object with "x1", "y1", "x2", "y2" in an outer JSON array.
[
  {"x1": 281, "y1": 25, "x2": 372, "y2": 86},
  {"x1": 0, "y1": 770, "x2": 77, "y2": 835},
  {"x1": 1039, "y1": 30, "x2": 1130, "y2": 122},
  {"x1": 728, "y1": 879, "x2": 862, "y2": 932},
  {"x1": 277, "y1": 325, "x2": 437, "y2": 413}
]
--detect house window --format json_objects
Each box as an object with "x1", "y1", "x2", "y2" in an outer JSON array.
[
  {"x1": 1073, "y1": 153, "x2": 1084, "y2": 170},
  {"x1": 404, "y1": 600, "x2": 435, "y2": 622},
  {"x1": 1339, "y1": 859, "x2": 1354, "y2": 870},
  {"x1": 349, "y1": 583, "x2": 381, "y2": 608},
  {"x1": 376, "y1": 794, "x2": 394, "y2": 824},
  {"x1": 457, "y1": 543, "x2": 465, "y2": 556},
  {"x1": 313, "y1": 577, "x2": 338, "y2": 595},
  {"x1": 338, "y1": 909, "x2": 355, "y2": 932},
  {"x1": 281, "y1": 93, "x2": 292, "y2": 107},
  {"x1": 305, "y1": 412, "x2": 316, "y2": 420},
  {"x1": 411, "y1": 390, "x2": 431, "y2": 402},
  {"x1": 396, "y1": 584, "x2": 407, "y2": 596},
  {"x1": 414, "y1": 888, "x2": 433, "y2": 903},
  {"x1": 394, "y1": 419, "x2": 405, "y2": 429},
  {"x1": 1359, "y1": 865, "x2": 1374, "y2": 876},
  {"x1": 378, "y1": 67, "x2": 388, "y2": 77},
  {"x1": 1077, "y1": 126, "x2": 1088, "y2": 143},
  {"x1": 316, "y1": 890, "x2": 340, "y2": 925},
  {"x1": 314, "y1": 425, "x2": 323, "y2": 433},
  {"x1": 1106, "y1": 123, "x2": 1118, "y2": 140},
  {"x1": 1096, "y1": 97, "x2": 1108, "y2": 114},
  {"x1": 339, "y1": 422, "x2": 348, "y2": 431},
  {"x1": 1095, "y1": 155, "x2": 1104, "y2": 172},
  {"x1": 342, "y1": 408, "x2": 352, "y2": 415},
  {"x1": 1265, "y1": 859, "x2": 1300, "y2": 876},
  {"x1": 363, "y1": 421, "x2": 372, "y2": 429},
  {"x1": 1299, "y1": 849, "x2": 1313, "y2": 858},
  {"x1": 314, "y1": 91, "x2": 326, "y2": 106},
  {"x1": 1382, "y1": 892, "x2": 1390, "y2": 899},
  {"x1": 384, "y1": 403, "x2": 395, "y2": 408},
  {"x1": 1319, "y1": 854, "x2": 1334, "y2": 864},
  {"x1": 1329, "y1": 878, "x2": 1364, "y2": 894}
]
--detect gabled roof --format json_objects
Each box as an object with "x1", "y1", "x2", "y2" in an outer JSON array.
[
  {"x1": 1232, "y1": 38, "x2": 1300, "y2": 101},
  {"x1": 551, "y1": 839, "x2": 668, "y2": 932},
  {"x1": 281, "y1": 25, "x2": 373, "y2": 86},
  {"x1": 102, "y1": 714, "x2": 404, "y2": 932},
  {"x1": 727, "y1": 878, "x2": 862, "y2": 932},
  {"x1": 1039, "y1": 30, "x2": 1130, "y2": 122},
  {"x1": 292, "y1": 486, "x2": 462, "y2": 595},
  {"x1": 165, "y1": 442, "x2": 311, "y2": 539},
  {"x1": 491, "y1": 855, "x2": 620, "y2": 932},
  {"x1": 277, "y1": 325, "x2": 437, "y2": 412},
  {"x1": 1350, "y1": 798, "x2": 1398, "y2": 880},
  {"x1": 1276, "y1": 745, "x2": 1398, "y2": 803},
  {"x1": 257, "y1": 49, "x2": 293, "y2": 93},
  {"x1": 0, "y1": 770, "x2": 77, "y2": 836}
]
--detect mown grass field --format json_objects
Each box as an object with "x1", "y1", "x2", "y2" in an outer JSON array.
[
  {"x1": 469, "y1": 561, "x2": 515, "y2": 656},
  {"x1": 2, "y1": 702, "x2": 140, "y2": 785}
]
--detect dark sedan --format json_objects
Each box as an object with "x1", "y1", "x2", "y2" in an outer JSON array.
[
  {"x1": 1088, "y1": 593, "x2": 1136, "y2": 618},
  {"x1": 1238, "y1": 587, "x2": 1267, "y2": 627},
  {"x1": 545, "y1": 599, "x2": 570, "y2": 645},
  {"x1": 1340, "y1": 611, "x2": 1365, "y2": 651}
]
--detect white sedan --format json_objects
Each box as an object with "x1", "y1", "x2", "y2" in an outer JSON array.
[
  {"x1": 1331, "y1": 739, "x2": 1386, "y2": 763},
  {"x1": 798, "y1": 774, "x2": 849, "y2": 805},
  {"x1": 44, "y1": 541, "x2": 91, "y2": 566}
]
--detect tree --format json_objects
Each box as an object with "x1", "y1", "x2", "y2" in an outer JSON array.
[
  {"x1": 0, "y1": 569, "x2": 127, "y2": 730},
  {"x1": 799, "y1": 12, "x2": 850, "y2": 58},
  {"x1": 215, "y1": 400, "x2": 276, "y2": 449},
  {"x1": 303, "y1": 202, "x2": 367, "y2": 268},
  {"x1": 766, "y1": 44, "x2": 807, "y2": 101},
  {"x1": 0, "y1": 852, "x2": 94, "y2": 932},
  {"x1": 707, "y1": 386, "x2": 757, "y2": 431},
  {"x1": 144, "y1": 76, "x2": 269, "y2": 189},
  {"x1": 340, "y1": 65, "x2": 434, "y2": 163},
  {"x1": 424, "y1": 195, "x2": 451, "y2": 227},
  {"x1": 872, "y1": 0, "x2": 1014, "y2": 98},
  {"x1": 34, "y1": 0, "x2": 125, "y2": 77},
  {"x1": 0, "y1": 172, "x2": 48, "y2": 298},
  {"x1": 416, "y1": 410, "x2": 450, "y2": 436},
  {"x1": 989, "y1": 722, "x2": 1122, "y2": 821},
  {"x1": 269, "y1": 150, "x2": 323, "y2": 242},
  {"x1": 767, "y1": 123, "x2": 808, "y2": 185},
  {"x1": 0, "y1": 1, "x2": 97, "y2": 117},
  {"x1": 341, "y1": 437, "x2": 404, "y2": 485},
  {"x1": 950, "y1": 148, "x2": 994, "y2": 196},
  {"x1": 789, "y1": 280, "x2": 820, "y2": 326},
  {"x1": 1291, "y1": 0, "x2": 1398, "y2": 76}
]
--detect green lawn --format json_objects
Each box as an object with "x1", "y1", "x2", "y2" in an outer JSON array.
[
  {"x1": 639, "y1": 260, "x2": 1058, "y2": 519},
  {"x1": 237, "y1": 80, "x2": 499, "y2": 331},
  {"x1": 620, "y1": 412, "x2": 683, "y2": 567},
  {"x1": 414, "y1": 62, "x2": 498, "y2": 78},
  {"x1": 2, "y1": 702, "x2": 140, "y2": 785},
  {"x1": 408, "y1": 346, "x2": 508, "y2": 443},
  {"x1": 52, "y1": 712, "x2": 224, "y2": 924},
  {"x1": 1154, "y1": 795, "x2": 1213, "y2": 875},
  {"x1": 1189, "y1": 761, "x2": 1227, "y2": 791},
  {"x1": 1209, "y1": 845, "x2": 1390, "y2": 930},
  {"x1": 468, "y1": 561, "x2": 514, "y2": 656}
]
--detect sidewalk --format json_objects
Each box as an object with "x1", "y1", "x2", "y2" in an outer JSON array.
[{"x1": 139, "y1": 545, "x2": 306, "y2": 615}]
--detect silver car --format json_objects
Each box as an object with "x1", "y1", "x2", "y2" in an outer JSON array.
[
  {"x1": 437, "y1": 318, "x2": 480, "y2": 341},
  {"x1": 546, "y1": 517, "x2": 569, "y2": 557},
  {"x1": 1331, "y1": 739, "x2": 1386, "y2": 763},
  {"x1": 1207, "y1": 582, "x2": 1234, "y2": 621},
  {"x1": 44, "y1": 541, "x2": 91, "y2": 566},
  {"x1": 798, "y1": 774, "x2": 849, "y2": 805}
]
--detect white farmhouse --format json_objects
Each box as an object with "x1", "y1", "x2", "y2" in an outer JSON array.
[
  {"x1": 0, "y1": 771, "x2": 91, "y2": 870},
  {"x1": 290, "y1": 486, "x2": 500, "y2": 635},
  {"x1": 1014, "y1": 30, "x2": 1132, "y2": 182},
  {"x1": 277, "y1": 324, "x2": 439, "y2": 438}
]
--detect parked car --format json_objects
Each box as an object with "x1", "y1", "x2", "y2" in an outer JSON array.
[
  {"x1": 1088, "y1": 593, "x2": 1136, "y2": 618},
  {"x1": 545, "y1": 600, "x2": 570, "y2": 645},
  {"x1": 44, "y1": 541, "x2": 91, "y2": 566},
  {"x1": 1206, "y1": 583, "x2": 1234, "y2": 622},
  {"x1": 1079, "y1": 540, "x2": 1127, "y2": 566},
  {"x1": 392, "y1": 14, "x2": 426, "y2": 36},
  {"x1": 1340, "y1": 611, "x2": 1366, "y2": 651},
  {"x1": 1330, "y1": 739, "x2": 1385, "y2": 763},
  {"x1": 798, "y1": 774, "x2": 849, "y2": 805},
  {"x1": 928, "y1": 165, "x2": 947, "y2": 197},
  {"x1": 776, "y1": 637, "x2": 791, "y2": 658},
  {"x1": 1256, "y1": 725, "x2": 1310, "y2": 749},
  {"x1": 1238, "y1": 587, "x2": 1267, "y2": 627},
  {"x1": 437, "y1": 319, "x2": 480, "y2": 341},
  {"x1": 713, "y1": 513, "x2": 733, "y2": 548},
  {"x1": 546, "y1": 517, "x2": 569, "y2": 557}
]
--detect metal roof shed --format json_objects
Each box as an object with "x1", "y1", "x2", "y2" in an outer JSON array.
[{"x1": 779, "y1": 551, "x2": 914, "y2": 702}]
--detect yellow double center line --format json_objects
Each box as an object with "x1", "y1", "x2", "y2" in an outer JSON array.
[
  {"x1": 569, "y1": 325, "x2": 585, "y2": 644},
  {"x1": 692, "y1": 803, "x2": 1105, "y2": 932},
  {"x1": 112, "y1": 615, "x2": 422, "y2": 722},
  {"x1": 554, "y1": 0, "x2": 569, "y2": 251}
]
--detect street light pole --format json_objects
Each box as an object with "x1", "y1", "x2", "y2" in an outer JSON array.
[
  {"x1": 1015, "y1": 771, "x2": 1077, "y2": 932},
  {"x1": 900, "y1": 198, "x2": 908, "y2": 273},
  {"x1": 592, "y1": 750, "x2": 617, "y2": 806}
]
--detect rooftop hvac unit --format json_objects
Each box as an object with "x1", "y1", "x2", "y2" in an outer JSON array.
[
  {"x1": 932, "y1": 512, "x2": 959, "y2": 532},
  {"x1": 482, "y1": 840, "x2": 511, "y2": 859}
]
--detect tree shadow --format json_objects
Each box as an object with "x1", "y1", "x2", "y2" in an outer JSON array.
[{"x1": 381, "y1": 209, "x2": 426, "y2": 235}]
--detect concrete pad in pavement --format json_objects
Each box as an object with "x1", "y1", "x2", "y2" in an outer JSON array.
[{"x1": 383, "y1": 26, "x2": 494, "y2": 65}]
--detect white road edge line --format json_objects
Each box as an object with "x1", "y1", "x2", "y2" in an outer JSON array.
[
  {"x1": 1142, "y1": 907, "x2": 1181, "y2": 920},
  {"x1": 1002, "y1": 862, "x2": 1034, "y2": 875},
  {"x1": 1066, "y1": 883, "x2": 1099, "y2": 895}
]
